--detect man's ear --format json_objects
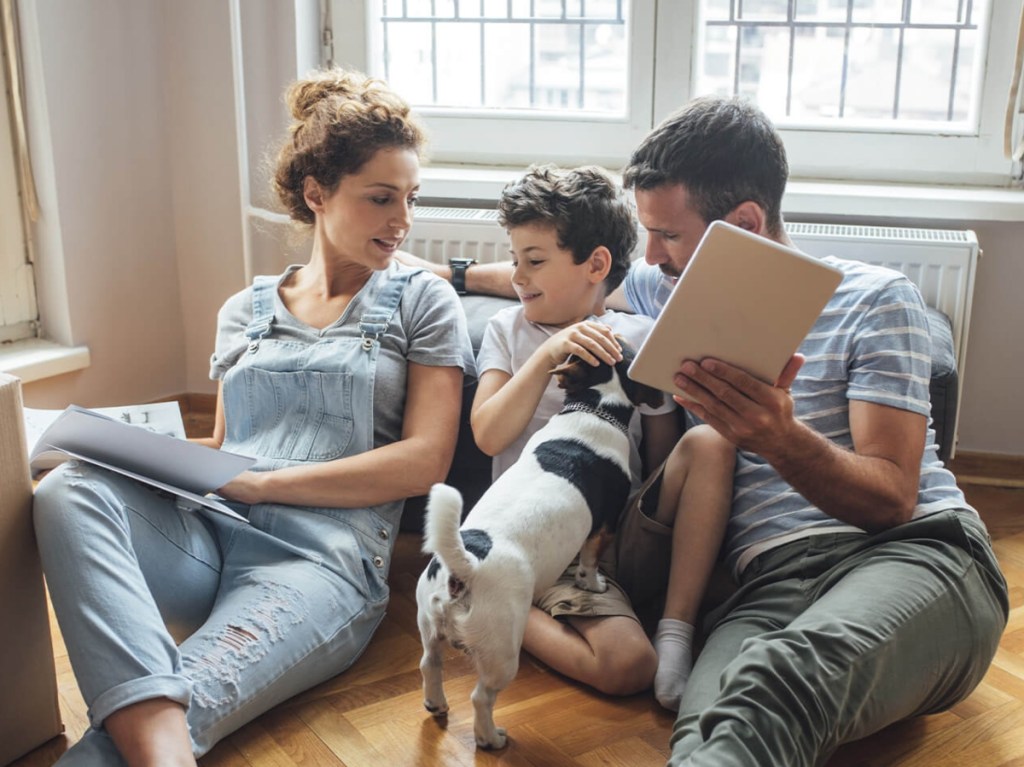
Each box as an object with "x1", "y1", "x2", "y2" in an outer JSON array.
[
  {"x1": 724, "y1": 201, "x2": 767, "y2": 235},
  {"x1": 303, "y1": 176, "x2": 325, "y2": 213},
  {"x1": 586, "y1": 246, "x2": 613, "y2": 284}
]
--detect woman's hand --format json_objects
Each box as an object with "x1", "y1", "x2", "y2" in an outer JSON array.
[
  {"x1": 538, "y1": 320, "x2": 622, "y2": 369},
  {"x1": 216, "y1": 470, "x2": 267, "y2": 506}
]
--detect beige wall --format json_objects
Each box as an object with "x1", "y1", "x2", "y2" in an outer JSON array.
[{"x1": 16, "y1": 0, "x2": 1024, "y2": 457}]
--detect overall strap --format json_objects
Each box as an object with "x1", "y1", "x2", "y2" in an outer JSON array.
[
  {"x1": 244, "y1": 275, "x2": 279, "y2": 353},
  {"x1": 357, "y1": 268, "x2": 422, "y2": 351}
]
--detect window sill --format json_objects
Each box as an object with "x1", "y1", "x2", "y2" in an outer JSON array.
[
  {"x1": 421, "y1": 166, "x2": 1024, "y2": 223},
  {"x1": 0, "y1": 339, "x2": 91, "y2": 384}
]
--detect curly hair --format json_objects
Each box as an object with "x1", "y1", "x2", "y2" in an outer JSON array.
[
  {"x1": 622, "y1": 96, "x2": 788, "y2": 237},
  {"x1": 497, "y1": 165, "x2": 637, "y2": 293},
  {"x1": 272, "y1": 68, "x2": 426, "y2": 225}
]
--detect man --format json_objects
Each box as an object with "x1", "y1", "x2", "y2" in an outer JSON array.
[{"x1": 405, "y1": 96, "x2": 1008, "y2": 766}]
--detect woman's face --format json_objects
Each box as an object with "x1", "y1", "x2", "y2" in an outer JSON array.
[{"x1": 316, "y1": 146, "x2": 421, "y2": 270}]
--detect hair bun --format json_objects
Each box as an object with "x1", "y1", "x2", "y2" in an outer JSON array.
[{"x1": 286, "y1": 69, "x2": 363, "y2": 121}]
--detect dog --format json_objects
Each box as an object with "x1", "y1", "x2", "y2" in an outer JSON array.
[{"x1": 415, "y1": 340, "x2": 663, "y2": 749}]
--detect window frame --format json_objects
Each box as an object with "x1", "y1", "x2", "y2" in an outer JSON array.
[
  {"x1": 0, "y1": 34, "x2": 36, "y2": 345},
  {"x1": 332, "y1": 0, "x2": 1023, "y2": 186}
]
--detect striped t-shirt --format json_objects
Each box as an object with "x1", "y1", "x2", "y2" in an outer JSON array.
[{"x1": 623, "y1": 256, "x2": 976, "y2": 576}]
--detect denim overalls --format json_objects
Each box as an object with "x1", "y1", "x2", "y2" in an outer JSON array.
[{"x1": 34, "y1": 268, "x2": 418, "y2": 765}]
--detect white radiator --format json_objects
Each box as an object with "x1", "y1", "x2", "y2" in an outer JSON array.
[{"x1": 407, "y1": 208, "x2": 980, "y2": 452}]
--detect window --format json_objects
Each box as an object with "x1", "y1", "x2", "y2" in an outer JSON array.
[
  {"x1": 330, "y1": 0, "x2": 1024, "y2": 185},
  {"x1": 334, "y1": 0, "x2": 657, "y2": 167}
]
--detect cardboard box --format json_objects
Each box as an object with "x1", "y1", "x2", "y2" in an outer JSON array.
[{"x1": 0, "y1": 374, "x2": 63, "y2": 764}]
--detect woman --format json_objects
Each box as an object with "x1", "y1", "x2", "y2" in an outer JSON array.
[{"x1": 32, "y1": 68, "x2": 473, "y2": 766}]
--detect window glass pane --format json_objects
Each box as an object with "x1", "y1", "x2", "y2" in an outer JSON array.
[
  {"x1": 737, "y1": 0, "x2": 789, "y2": 22},
  {"x1": 373, "y1": 0, "x2": 629, "y2": 115},
  {"x1": 843, "y1": 26, "x2": 899, "y2": 120},
  {"x1": 789, "y1": 26, "x2": 844, "y2": 119},
  {"x1": 909, "y1": 0, "x2": 969, "y2": 25},
  {"x1": 436, "y1": 23, "x2": 483, "y2": 107},
  {"x1": 383, "y1": 21, "x2": 434, "y2": 102},
  {"x1": 898, "y1": 29, "x2": 957, "y2": 122},
  {"x1": 482, "y1": 0, "x2": 507, "y2": 20},
  {"x1": 850, "y1": 0, "x2": 903, "y2": 24},
  {"x1": 696, "y1": 0, "x2": 988, "y2": 129},
  {"x1": 483, "y1": 23, "x2": 532, "y2": 107},
  {"x1": 738, "y1": 25, "x2": 790, "y2": 116},
  {"x1": 700, "y1": 23, "x2": 738, "y2": 97},
  {"x1": 794, "y1": 0, "x2": 846, "y2": 22}
]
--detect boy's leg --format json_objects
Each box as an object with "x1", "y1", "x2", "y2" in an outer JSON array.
[
  {"x1": 649, "y1": 426, "x2": 734, "y2": 710},
  {"x1": 526, "y1": 565, "x2": 656, "y2": 695}
]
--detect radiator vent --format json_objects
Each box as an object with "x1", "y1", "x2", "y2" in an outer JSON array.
[{"x1": 787, "y1": 223, "x2": 974, "y2": 244}]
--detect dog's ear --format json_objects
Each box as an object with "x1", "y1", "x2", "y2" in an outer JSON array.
[
  {"x1": 550, "y1": 355, "x2": 591, "y2": 392},
  {"x1": 615, "y1": 337, "x2": 667, "y2": 408}
]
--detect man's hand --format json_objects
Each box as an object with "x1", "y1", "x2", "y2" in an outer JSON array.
[{"x1": 672, "y1": 354, "x2": 804, "y2": 458}]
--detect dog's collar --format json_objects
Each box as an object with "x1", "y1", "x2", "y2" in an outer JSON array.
[{"x1": 557, "y1": 401, "x2": 630, "y2": 433}]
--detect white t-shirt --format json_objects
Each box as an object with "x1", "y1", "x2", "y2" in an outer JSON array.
[{"x1": 476, "y1": 305, "x2": 676, "y2": 484}]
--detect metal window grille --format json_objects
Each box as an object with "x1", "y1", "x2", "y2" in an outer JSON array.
[
  {"x1": 699, "y1": 0, "x2": 989, "y2": 126},
  {"x1": 375, "y1": 0, "x2": 629, "y2": 113}
]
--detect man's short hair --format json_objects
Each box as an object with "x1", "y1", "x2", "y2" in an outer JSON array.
[
  {"x1": 497, "y1": 164, "x2": 637, "y2": 293},
  {"x1": 622, "y1": 96, "x2": 788, "y2": 237}
]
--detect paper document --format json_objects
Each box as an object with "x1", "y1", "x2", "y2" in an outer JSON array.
[{"x1": 27, "y1": 404, "x2": 254, "y2": 523}]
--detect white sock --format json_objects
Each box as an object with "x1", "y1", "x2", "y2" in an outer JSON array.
[{"x1": 653, "y1": 618, "x2": 695, "y2": 712}]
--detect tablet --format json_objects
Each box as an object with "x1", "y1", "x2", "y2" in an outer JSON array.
[{"x1": 627, "y1": 220, "x2": 843, "y2": 399}]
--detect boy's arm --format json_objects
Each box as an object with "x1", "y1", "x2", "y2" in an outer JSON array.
[
  {"x1": 395, "y1": 250, "x2": 518, "y2": 299},
  {"x1": 641, "y1": 411, "x2": 682, "y2": 476},
  {"x1": 471, "y1": 321, "x2": 624, "y2": 457}
]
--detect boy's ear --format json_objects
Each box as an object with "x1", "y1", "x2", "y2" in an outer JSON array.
[
  {"x1": 586, "y1": 246, "x2": 613, "y2": 284},
  {"x1": 724, "y1": 201, "x2": 767, "y2": 235},
  {"x1": 303, "y1": 176, "x2": 325, "y2": 213}
]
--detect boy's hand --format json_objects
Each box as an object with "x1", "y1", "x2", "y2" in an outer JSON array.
[{"x1": 540, "y1": 321, "x2": 623, "y2": 368}]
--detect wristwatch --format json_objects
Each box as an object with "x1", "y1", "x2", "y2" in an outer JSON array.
[{"x1": 449, "y1": 257, "x2": 477, "y2": 295}]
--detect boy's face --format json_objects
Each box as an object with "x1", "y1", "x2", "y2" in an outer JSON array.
[{"x1": 508, "y1": 222, "x2": 601, "y2": 327}]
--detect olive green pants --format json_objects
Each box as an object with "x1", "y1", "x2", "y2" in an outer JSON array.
[{"x1": 668, "y1": 510, "x2": 1008, "y2": 767}]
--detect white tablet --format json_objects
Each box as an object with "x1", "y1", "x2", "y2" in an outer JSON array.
[{"x1": 627, "y1": 220, "x2": 843, "y2": 399}]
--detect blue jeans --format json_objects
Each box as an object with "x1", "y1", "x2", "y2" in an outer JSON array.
[
  {"x1": 667, "y1": 509, "x2": 1008, "y2": 767},
  {"x1": 34, "y1": 462, "x2": 389, "y2": 764}
]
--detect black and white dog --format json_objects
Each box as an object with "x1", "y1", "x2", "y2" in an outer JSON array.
[{"x1": 415, "y1": 342, "x2": 663, "y2": 749}]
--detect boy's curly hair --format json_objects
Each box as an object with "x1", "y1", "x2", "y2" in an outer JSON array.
[
  {"x1": 497, "y1": 165, "x2": 638, "y2": 293},
  {"x1": 273, "y1": 68, "x2": 426, "y2": 225}
]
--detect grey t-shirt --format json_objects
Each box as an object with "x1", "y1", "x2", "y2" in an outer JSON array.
[{"x1": 209, "y1": 263, "x2": 475, "y2": 450}]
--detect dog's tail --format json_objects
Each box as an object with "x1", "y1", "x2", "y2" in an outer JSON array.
[{"x1": 423, "y1": 483, "x2": 476, "y2": 583}]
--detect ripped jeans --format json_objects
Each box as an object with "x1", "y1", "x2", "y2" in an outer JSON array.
[{"x1": 33, "y1": 461, "x2": 391, "y2": 765}]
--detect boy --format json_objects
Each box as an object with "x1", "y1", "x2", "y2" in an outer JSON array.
[{"x1": 471, "y1": 165, "x2": 735, "y2": 709}]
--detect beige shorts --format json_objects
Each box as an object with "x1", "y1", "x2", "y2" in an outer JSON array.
[
  {"x1": 533, "y1": 563, "x2": 637, "y2": 621},
  {"x1": 533, "y1": 463, "x2": 673, "y2": 629}
]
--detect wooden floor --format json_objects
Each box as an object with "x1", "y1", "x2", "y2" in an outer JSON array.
[{"x1": 13, "y1": 457, "x2": 1024, "y2": 766}]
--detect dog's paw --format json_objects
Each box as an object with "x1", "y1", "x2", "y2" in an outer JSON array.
[
  {"x1": 424, "y1": 699, "x2": 449, "y2": 717},
  {"x1": 574, "y1": 566, "x2": 608, "y2": 593},
  {"x1": 476, "y1": 727, "x2": 508, "y2": 750}
]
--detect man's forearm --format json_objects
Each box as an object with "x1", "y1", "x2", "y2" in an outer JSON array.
[
  {"x1": 465, "y1": 262, "x2": 516, "y2": 298},
  {"x1": 395, "y1": 250, "x2": 516, "y2": 298},
  {"x1": 760, "y1": 421, "x2": 918, "y2": 532}
]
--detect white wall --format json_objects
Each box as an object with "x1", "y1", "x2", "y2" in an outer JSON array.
[
  {"x1": 16, "y1": 1, "x2": 1024, "y2": 457},
  {"x1": 20, "y1": 0, "x2": 186, "y2": 406}
]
